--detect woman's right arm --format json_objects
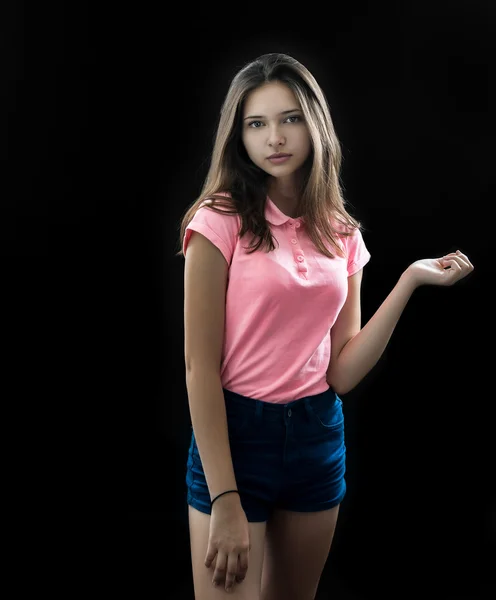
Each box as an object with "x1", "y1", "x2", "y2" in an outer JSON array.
[{"x1": 184, "y1": 230, "x2": 240, "y2": 507}]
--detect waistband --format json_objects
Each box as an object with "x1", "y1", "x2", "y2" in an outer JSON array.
[{"x1": 222, "y1": 386, "x2": 337, "y2": 421}]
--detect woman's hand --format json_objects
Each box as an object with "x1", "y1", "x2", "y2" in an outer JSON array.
[
  {"x1": 405, "y1": 250, "x2": 474, "y2": 288},
  {"x1": 205, "y1": 494, "x2": 250, "y2": 593}
]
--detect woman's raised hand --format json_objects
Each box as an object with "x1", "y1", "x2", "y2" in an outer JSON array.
[{"x1": 405, "y1": 250, "x2": 474, "y2": 288}]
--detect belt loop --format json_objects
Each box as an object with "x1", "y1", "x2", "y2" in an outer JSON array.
[
  {"x1": 303, "y1": 398, "x2": 312, "y2": 422},
  {"x1": 255, "y1": 399, "x2": 263, "y2": 419}
]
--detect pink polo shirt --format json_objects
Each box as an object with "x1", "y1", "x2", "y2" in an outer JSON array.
[{"x1": 183, "y1": 195, "x2": 371, "y2": 403}]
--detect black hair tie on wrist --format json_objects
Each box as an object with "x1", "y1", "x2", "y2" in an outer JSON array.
[{"x1": 211, "y1": 490, "x2": 240, "y2": 507}]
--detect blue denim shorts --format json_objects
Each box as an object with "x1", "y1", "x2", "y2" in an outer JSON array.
[{"x1": 186, "y1": 386, "x2": 346, "y2": 522}]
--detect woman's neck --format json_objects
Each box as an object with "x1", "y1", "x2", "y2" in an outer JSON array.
[
  {"x1": 268, "y1": 191, "x2": 301, "y2": 218},
  {"x1": 267, "y1": 174, "x2": 303, "y2": 217}
]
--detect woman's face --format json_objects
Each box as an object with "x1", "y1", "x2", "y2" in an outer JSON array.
[{"x1": 241, "y1": 81, "x2": 312, "y2": 180}]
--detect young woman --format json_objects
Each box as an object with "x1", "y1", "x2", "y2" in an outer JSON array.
[{"x1": 177, "y1": 53, "x2": 474, "y2": 599}]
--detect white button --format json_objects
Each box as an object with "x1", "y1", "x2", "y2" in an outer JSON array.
[
  {"x1": 295, "y1": 222, "x2": 301, "y2": 228},
  {"x1": 291, "y1": 239, "x2": 297, "y2": 244},
  {"x1": 297, "y1": 256, "x2": 304, "y2": 262}
]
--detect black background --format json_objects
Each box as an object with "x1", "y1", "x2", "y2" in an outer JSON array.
[{"x1": 2, "y1": 1, "x2": 494, "y2": 597}]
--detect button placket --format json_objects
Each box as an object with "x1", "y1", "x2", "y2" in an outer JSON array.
[{"x1": 287, "y1": 219, "x2": 306, "y2": 274}]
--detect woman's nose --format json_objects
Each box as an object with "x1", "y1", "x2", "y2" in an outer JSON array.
[{"x1": 268, "y1": 127, "x2": 285, "y2": 147}]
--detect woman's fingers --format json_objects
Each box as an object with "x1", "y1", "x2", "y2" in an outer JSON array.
[
  {"x1": 204, "y1": 547, "x2": 216, "y2": 569},
  {"x1": 442, "y1": 258, "x2": 462, "y2": 274},
  {"x1": 444, "y1": 250, "x2": 474, "y2": 267},
  {"x1": 212, "y1": 550, "x2": 227, "y2": 587},
  {"x1": 441, "y1": 250, "x2": 474, "y2": 271},
  {"x1": 224, "y1": 552, "x2": 239, "y2": 592},
  {"x1": 236, "y1": 551, "x2": 249, "y2": 583},
  {"x1": 439, "y1": 250, "x2": 475, "y2": 284},
  {"x1": 458, "y1": 251, "x2": 474, "y2": 270},
  {"x1": 211, "y1": 551, "x2": 244, "y2": 592}
]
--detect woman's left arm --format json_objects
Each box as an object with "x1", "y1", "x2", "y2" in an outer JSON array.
[{"x1": 327, "y1": 250, "x2": 474, "y2": 395}]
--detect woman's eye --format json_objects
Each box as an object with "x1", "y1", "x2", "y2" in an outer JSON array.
[{"x1": 247, "y1": 116, "x2": 301, "y2": 128}]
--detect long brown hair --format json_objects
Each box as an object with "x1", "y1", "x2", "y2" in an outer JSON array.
[{"x1": 175, "y1": 52, "x2": 364, "y2": 259}]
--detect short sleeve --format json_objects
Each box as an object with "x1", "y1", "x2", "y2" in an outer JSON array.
[
  {"x1": 343, "y1": 227, "x2": 371, "y2": 276},
  {"x1": 183, "y1": 201, "x2": 239, "y2": 266}
]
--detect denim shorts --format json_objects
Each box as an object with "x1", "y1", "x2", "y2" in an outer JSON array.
[{"x1": 186, "y1": 386, "x2": 346, "y2": 522}]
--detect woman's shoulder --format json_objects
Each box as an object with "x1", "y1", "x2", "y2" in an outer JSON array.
[{"x1": 194, "y1": 192, "x2": 240, "y2": 233}]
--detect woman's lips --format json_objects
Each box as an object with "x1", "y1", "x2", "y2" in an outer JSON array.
[{"x1": 267, "y1": 155, "x2": 292, "y2": 164}]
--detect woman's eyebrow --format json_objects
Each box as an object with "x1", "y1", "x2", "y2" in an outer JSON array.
[{"x1": 243, "y1": 108, "x2": 301, "y2": 121}]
